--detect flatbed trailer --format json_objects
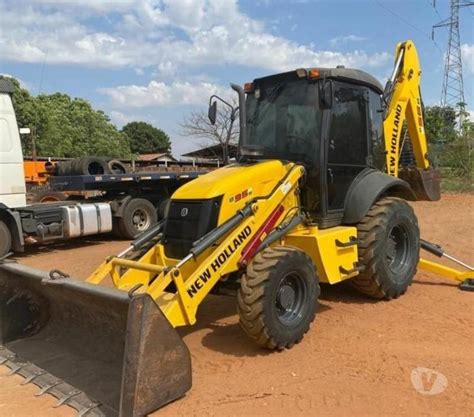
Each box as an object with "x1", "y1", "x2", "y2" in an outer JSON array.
[{"x1": 48, "y1": 171, "x2": 203, "y2": 192}]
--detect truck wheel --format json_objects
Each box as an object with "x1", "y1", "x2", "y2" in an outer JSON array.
[
  {"x1": 237, "y1": 246, "x2": 320, "y2": 350},
  {"x1": 0, "y1": 220, "x2": 12, "y2": 258},
  {"x1": 352, "y1": 197, "x2": 420, "y2": 299},
  {"x1": 118, "y1": 198, "x2": 157, "y2": 239}
]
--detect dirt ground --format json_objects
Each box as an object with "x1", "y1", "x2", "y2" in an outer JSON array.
[{"x1": 1, "y1": 193, "x2": 473, "y2": 417}]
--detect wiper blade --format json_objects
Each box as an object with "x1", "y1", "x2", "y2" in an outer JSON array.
[{"x1": 266, "y1": 82, "x2": 285, "y2": 102}]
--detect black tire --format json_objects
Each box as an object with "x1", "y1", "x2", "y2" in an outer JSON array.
[
  {"x1": 237, "y1": 246, "x2": 320, "y2": 350},
  {"x1": 352, "y1": 196, "x2": 420, "y2": 299},
  {"x1": 118, "y1": 198, "x2": 157, "y2": 239},
  {"x1": 57, "y1": 160, "x2": 73, "y2": 176},
  {"x1": 0, "y1": 220, "x2": 12, "y2": 258},
  {"x1": 77, "y1": 157, "x2": 110, "y2": 175},
  {"x1": 108, "y1": 159, "x2": 128, "y2": 174}
]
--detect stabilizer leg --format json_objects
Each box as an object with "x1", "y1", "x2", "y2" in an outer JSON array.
[{"x1": 419, "y1": 239, "x2": 474, "y2": 291}]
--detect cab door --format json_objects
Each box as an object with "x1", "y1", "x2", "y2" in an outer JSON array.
[{"x1": 325, "y1": 81, "x2": 370, "y2": 214}]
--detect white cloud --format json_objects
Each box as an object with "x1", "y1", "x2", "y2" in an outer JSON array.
[
  {"x1": 108, "y1": 110, "x2": 135, "y2": 127},
  {"x1": 330, "y1": 35, "x2": 368, "y2": 46},
  {"x1": 461, "y1": 44, "x2": 474, "y2": 73},
  {"x1": 0, "y1": 0, "x2": 389, "y2": 73},
  {"x1": 100, "y1": 80, "x2": 227, "y2": 108}
]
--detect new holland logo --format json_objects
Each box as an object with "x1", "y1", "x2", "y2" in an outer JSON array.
[{"x1": 180, "y1": 207, "x2": 189, "y2": 217}]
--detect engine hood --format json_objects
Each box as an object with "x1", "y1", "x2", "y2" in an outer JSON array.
[{"x1": 172, "y1": 160, "x2": 289, "y2": 202}]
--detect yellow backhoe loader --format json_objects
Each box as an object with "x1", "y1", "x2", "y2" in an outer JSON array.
[{"x1": 1, "y1": 40, "x2": 473, "y2": 417}]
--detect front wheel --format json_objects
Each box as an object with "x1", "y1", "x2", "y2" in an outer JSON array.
[
  {"x1": 352, "y1": 197, "x2": 420, "y2": 299},
  {"x1": 237, "y1": 246, "x2": 320, "y2": 350}
]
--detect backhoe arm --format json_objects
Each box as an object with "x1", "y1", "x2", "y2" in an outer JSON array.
[
  {"x1": 382, "y1": 41, "x2": 473, "y2": 289},
  {"x1": 383, "y1": 40, "x2": 430, "y2": 177},
  {"x1": 382, "y1": 40, "x2": 441, "y2": 201}
]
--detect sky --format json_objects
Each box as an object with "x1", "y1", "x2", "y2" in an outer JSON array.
[{"x1": 1, "y1": 0, "x2": 473, "y2": 157}]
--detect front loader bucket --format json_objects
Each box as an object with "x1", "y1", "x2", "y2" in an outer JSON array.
[
  {"x1": 0, "y1": 262, "x2": 192, "y2": 417},
  {"x1": 399, "y1": 167, "x2": 441, "y2": 201}
]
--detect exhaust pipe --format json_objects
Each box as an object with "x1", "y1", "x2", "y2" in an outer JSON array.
[{"x1": 0, "y1": 262, "x2": 191, "y2": 417}]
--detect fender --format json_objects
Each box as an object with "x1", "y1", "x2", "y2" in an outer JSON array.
[
  {"x1": 0, "y1": 205, "x2": 24, "y2": 252},
  {"x1": 342, "y1": 168, "x2": 416, "y2": 224},
  {"x1": 109, "y1": 195, "x2": 133, "y2": 218}
]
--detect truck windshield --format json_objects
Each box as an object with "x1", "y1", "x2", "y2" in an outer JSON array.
[{"x1": 243, "y1": 79, "x2": 322, "y2": 169}]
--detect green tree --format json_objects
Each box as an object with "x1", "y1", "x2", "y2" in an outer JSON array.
[
  {"x1": 424, "y1": 105, "x2": 457, "y2": 144},
  {"x1": 121, "y1": 121, "x2": 171, "y2": 154},
  {"x1": 0, "y1": 75, "x2": 132, "y2": 158}
]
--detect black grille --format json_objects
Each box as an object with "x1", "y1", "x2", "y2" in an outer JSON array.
[{"x1": 163, "y1": 197, "x2": 221, "y2": 259}]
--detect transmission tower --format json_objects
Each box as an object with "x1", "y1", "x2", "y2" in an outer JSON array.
[{"x1": 432, "y1": 0, "x2": 473, "y2": 112}]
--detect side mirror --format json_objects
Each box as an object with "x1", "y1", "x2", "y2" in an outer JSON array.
[
  {"x1": 208, "y1": 101, "x2": 217, "y2": 125},
  {"x1": 319, "y1": 79, "x2": 333, "y2": 109}
]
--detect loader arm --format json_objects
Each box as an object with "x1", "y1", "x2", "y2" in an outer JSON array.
[{"x1": 88, "y1": 164, "x2": 306, "y2": 327}]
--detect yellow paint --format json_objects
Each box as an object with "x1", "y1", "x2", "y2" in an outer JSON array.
[
  {"x1": 285, "y1": 226, "x2": 359, "y2": 284},
  {"x1": 383, "y1": 40, "x2": 430, "y2": 177},
  {"x1": 418, "y1": 258, "x2": 473, "y2": 283}
]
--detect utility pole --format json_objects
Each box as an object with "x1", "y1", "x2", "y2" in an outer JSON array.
[{"x1": 432, "y1": 0, "x2": 473, "y2": 128}]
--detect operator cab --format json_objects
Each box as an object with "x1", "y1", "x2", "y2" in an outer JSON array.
[{"x1": 238, "y1": 67, "x2": 385, "y2": 227}]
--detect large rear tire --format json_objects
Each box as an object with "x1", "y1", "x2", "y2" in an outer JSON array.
[
  {"x1": 0, "y1": 220, "x2": 12, "y2": 258},
  {"x1": 237, "y1": 246, "x2": 319, "y2": 350},
  {"x1": 352, "y1": 197, "x2": 420, "y2": 299}
]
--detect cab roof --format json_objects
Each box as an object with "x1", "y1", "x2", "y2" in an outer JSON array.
[{"x1": 254, "y1": 67, "x2": 384, "y2": 94}]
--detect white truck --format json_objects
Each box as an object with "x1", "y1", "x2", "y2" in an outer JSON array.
[{"x1": 0, "y1": 78, "x2": 200, "y2": 257}]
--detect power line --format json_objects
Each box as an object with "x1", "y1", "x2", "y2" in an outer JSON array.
[
  {"x1": 374, "y1": 1, "x2": 444, "y2": 53},
  {"x1": 429, "y1": 0, "x2": 444, "y2": 19}
]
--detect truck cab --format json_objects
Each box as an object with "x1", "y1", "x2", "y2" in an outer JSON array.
[{"x1": 0, "y1": 79, "x2": 27, "y2": 208}]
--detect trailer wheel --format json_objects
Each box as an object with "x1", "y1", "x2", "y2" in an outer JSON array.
[
  {"x1": 118, "y1": 198, "x2": 157, "y2": 239},
  {"x1": 0, "y1": 220, "x2": 12, "y2": 258},
  {"x1": 237, "y1": 246, "x2": 319, "y2": 350},
  {"x1": 352, "y1": 197, "x2": 420, "y2": 299}
]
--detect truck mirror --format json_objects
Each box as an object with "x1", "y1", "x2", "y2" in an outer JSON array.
[{"x1": 208, "y1": 101, "x2": 217, "y2": 125}]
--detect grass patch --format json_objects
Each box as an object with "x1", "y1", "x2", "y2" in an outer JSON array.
[{"x1": 440, "y1": 170, "x2": 473, "y2": 193}]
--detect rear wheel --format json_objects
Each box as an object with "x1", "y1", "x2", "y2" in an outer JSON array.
[
  {"x1": 237, "y1": 246, "x2": 319, "y2": 350},
  {"x1": 118, "y1": 198, "x2": 157, "y2": 239},
  {"x1": 0, "y1": 220, "x2": 12, "y2": 258},
  {"x1": 352, "y1": 196, "x2": 420, "y2": 299}
]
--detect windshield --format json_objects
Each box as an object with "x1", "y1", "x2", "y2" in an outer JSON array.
[{"x1": 243, "y1": 79, "x2": 322, "y2": 169}]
